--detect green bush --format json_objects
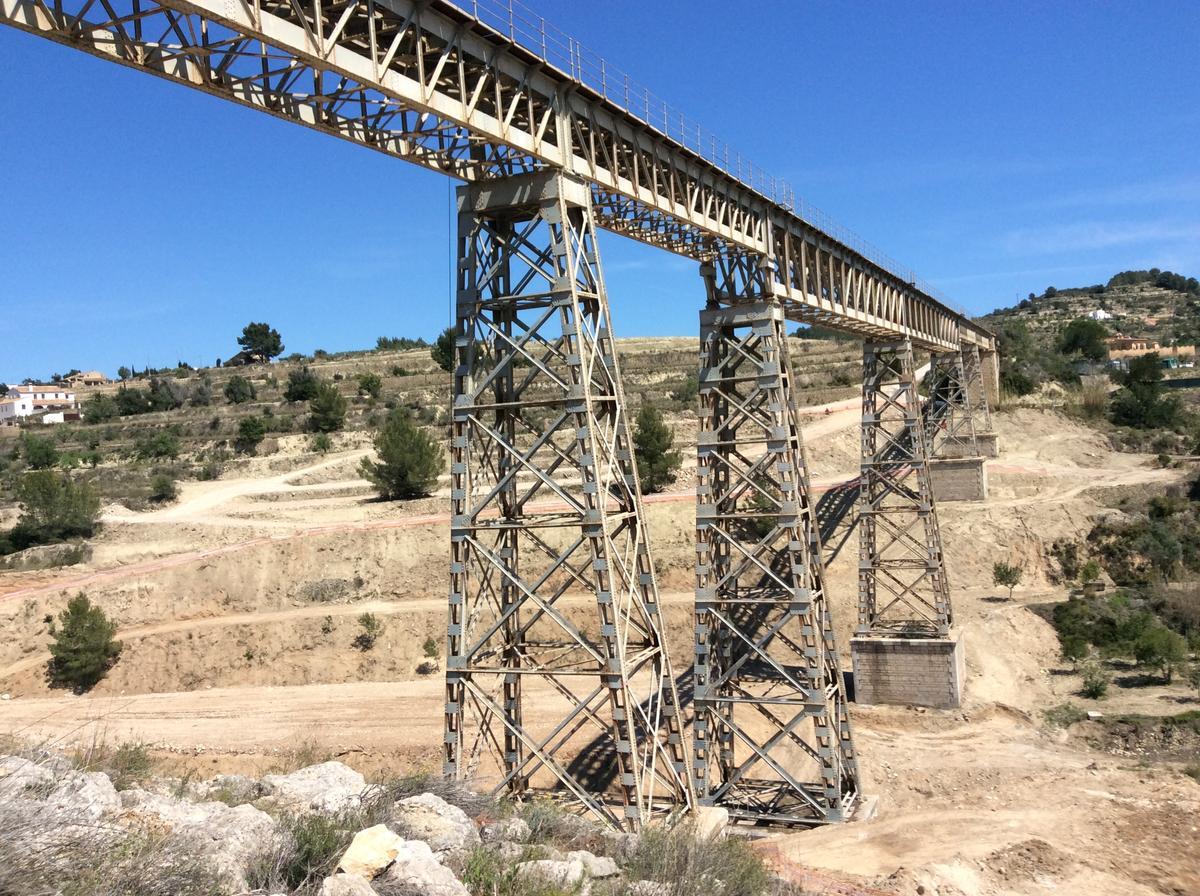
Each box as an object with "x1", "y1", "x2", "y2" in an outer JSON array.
[
  {"x1": 1042, "y1": 702, "x2": 1088, "y2": 728},
  {"x1": 992, "y1": 561, "x2": 1022, "y2": 599},
  {"x1": 21, "y1": 433, "x2": 59, "y2": 469},
  {"x1": 1058, "y1": 318, "x2": 1109, "y2": 361},
  {"x1": 353, "y1": 613, "x2": 383, "y2": 651},
  {"x1": 360, "y1": 409, "x2": 444, "y2": 500},
  {"x1": 48, "y1": 593, "x2": 123, "y2": 690},
  {"x1": 310, "y1": 432, "x2": 333, "y2": 454},
  {"x1": 223, "y1": 375, "x2": 256, "y2": 404},
  {"x1": 247, "y1": 811, "x2": 363, "y2": 892},
  {"x1": 284, "y1": 366, "x2": 320, "y2": 402},
  {"x1": 134, "y1": 429, "x2": 180, "y2": 460},
  {"x1": 431, "y1": 327, "x2": 455, "y2": 372},
  {"x1": 83, "y1": 393, "x2": 119, "y2": 424},
  {"x1": 149, "y1": 474, "x2": 177, "y2": 503},
  {"x1": 235, "y1": 416, "x2": 267, "y2": 455},
  {"x1": 356, "y1": 372, "x2": 382, "y2": 399},
  {"x1": 633, "y1": 405, "x2": 681, "y2": 494},
  {"x1": 4, "y1": 470, "x2": 100, "y2": 553},
  {"x1": 308, "y1": 383, "x2": 347, "y2": 433},
  {"x1": 623, "y1": 822, "x2": 772, "y2": 896},
  {"x1": 1081, "y1": 659, "x2": 1110, "y2": 699},
  {"x1": 1134, "y1": 625, "x2": 1188, "y2": 683},
  {"x1": 1110, "y1": 353, "x2": 1181, "y2": 429}
]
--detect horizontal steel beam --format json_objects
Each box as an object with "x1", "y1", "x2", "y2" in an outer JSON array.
[{"x1": 0, "y1": 0, "x2": 993, "y2": 351}]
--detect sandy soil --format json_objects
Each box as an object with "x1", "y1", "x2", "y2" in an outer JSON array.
[{"x1": 1, "y1": 402, "x2": 1198, "y2": 896}]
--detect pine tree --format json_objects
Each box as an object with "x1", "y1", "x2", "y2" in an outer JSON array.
[
  {"x1": 360, "y1": 409, "x2": 444, "y2": 499},
  {"x1": 633, "y1": 405, "x2": 681, "y2": 494},
  {"x1": 308, "y1": 383, "x2": 347, "y2": 433},
  {"x1": 48, "y1": 593, "x2": 122, "y2": 690}
]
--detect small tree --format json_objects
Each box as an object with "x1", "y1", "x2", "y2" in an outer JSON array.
[
  {"x1": 235, "y1": 416, "x2": 267, "y2": 454},
  {"x1": 237, "y1": 322, "x2": 284, "y2": 363},
  {"x1": 360, "y1": 409, "x2": 444, "y2": 499},
  {"x1": 308, "y1": 383, "x2": 347, "y2": 433},
  {"x1": 223, "y1": 375, "x2": 256, "y2": 404},
  {"x1": 47, "y1": 593, "x2": 122, "y2": 690},
  {"x1": 1134, "y1": 625, "x2": 1188, "y2": 683},
  {"x1": 356, "y1": 372, "x2": 382, "y2": 399},
  {"x1": 284, "y1": 366, "x2": 320, "y2": 402},
  {"x1": 10, "y1": 471, "x2": 100, "y2": 550},
  {"x1": 1079, "y1": 559, "x2": 1101, "y2": 587},
  {"x1": 1080, "y1": 658, "x2": 1110, "y2": 699},
  {"x1": 117, "y1": 366, "x2": 131, "y2": 381},
  {"x1": 992, "y1": 561, "x2": 1022, "y2": 600},
  {"x1": 1058, "y1": 318, "x2": 1109, "y2": 362},
  {"x1": 1061, "y1": 636, "x2": 1089, "y2": 670},
  {"x1": 149, "y1": 473, "x2": 177, "y2": 503},
  {"x1": 633, "y1": 406, "x2": 681, "y2": 494},
  {"x1": 21, "y1": 433, "x2": 60, "y2": 470},
  {"x1": 134, "y1": 429, "x2": 180, "y2": 460},
  {"x1": 431, "y1": 327, "x2": 455, "y2": 372},
  {"x1": 310, "y1": 432, "x2": 333, "y2": 454},
  {"x1": 354, "y1": 613, "x2": 384, "y2": 651}
]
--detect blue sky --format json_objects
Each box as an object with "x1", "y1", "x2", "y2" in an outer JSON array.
[{"x1": 2, "y1": 0, "x2": 1197, "y2": 383}]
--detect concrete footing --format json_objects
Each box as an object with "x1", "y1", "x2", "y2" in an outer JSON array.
[
  {"x1": 928, "y1": 456, "x2": 987, "y2": 501},
  {"x1": 939, "y1": 432, "x2": 999, "y2": 458},
  {"x1": 850, "y1": 633, "x2": 965, "y2": 708}
]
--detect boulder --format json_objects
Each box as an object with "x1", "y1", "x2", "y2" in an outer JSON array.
[
  {"x1": 339, "y1": 824, "x2": 404, "y2": 878},
  {"x1": 120, "y1": 788, "x2": 283, "y2": 886},
  {"x1": 390, "y1": 793, "x2": 480, "y2": 854},
  {"x1": 693, "y1": 805, "x2": 729, "y2": 840},
  {"x1": 493, "y1": 841, "x2": 526, "y2": 862},
  {"x1": 376, "y1": 838, "x2": 470, "y2": 896},
  {"x1": 628, "y1": 882, "x2": 671, "y2": 896},
  {"x1": 318, "y1": 873, "x2": 377, "y2": 896},
  {"x1": 515, "y1": 858, "x2": 587, "y2": 889},
  {"x1": 600, "y1": 829, "x2": 640, "y2": 861},
  {"x1": 261, "y1": 762, "x2": 366, "y2": 814},
  {"x1": 0, "y1": 756, "x2": 56, "y2": 795},
  {"x1": 480, "y1": 815, "x2": 530, "y2": 844},
  {"x1": 566, "y1": 849, "x2": 620, "y2": 879},
  {"x1": 46, "y1": 771, "x2": 119, "y2": 822}
]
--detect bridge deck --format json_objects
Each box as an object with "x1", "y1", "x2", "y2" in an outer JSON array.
[{"x1": 0, "y1": 0, "x2": 993, "y2": 351}]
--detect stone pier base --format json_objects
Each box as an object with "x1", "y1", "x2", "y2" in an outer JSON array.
[
  {"x1": 850, "y1": 633, "x2": 965, "y2": 708},
  {"x1": 928, "y1": 456, "x2": 987, "y2": 501}
]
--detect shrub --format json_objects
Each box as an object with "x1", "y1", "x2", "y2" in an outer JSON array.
[
  {"x1": 992, "y1": 561, "x2": 1022, "y2": 599},
  {"x1": 422, "y1": 636, "x2": 439, "y2": 658},
  {"x1": 134, "y1": 429, "x2": 180, "y2": 460},
  {"x1": 1110, "y1": 353, "x2": 1181, "y2": 429},
  {"x1": 633, "y1": 405, "x2": 681, "y2": 493},
  {"x1": 1134, "y1": 625, "x2": 1188, "y2": 683},
  {"x1": 223, "y1": 375, "x2": 256, "y2": 404},
  {"x1": 284, "y1": 366, "x2": 320, "y2": 402},
  {"x1": 671, "y1": 373, "x2": 699, "y2": 404},
  {"x1": 353, "y1": 613, "x2": 383, "y2": 650},
  {"x1": 21, "y1": 433, "x2": 59, "y2": 469},
  {"x1": 431, "y1": 327, "x2": 455, "y2": 372},
  {"x1": 356, "y1": 372, "x2": 382, "y2": 399},
  {"x1": 149, "y1": 474, "x2": 177, "y2": 503},
  {"x1": 235, "y1": 416, "x2": 267, "y2": 454},
  {"x1": 48, "y1": 593, "x2": 122, "y2": 690},
  {"x1": 1042, "y1": 702, "x2": 1087, "y2": 728},
  {"x1": 623, "y1": 822, "x2": 772, "y2": 896},
  {"x1": 1058, "y1": 318, "x2": 1109, "y2": 361},
  {"x1": 360, "y1": 409, "x2": 444, "y2": 500},
  {"x1": 83, "y1": 393, "x2": 119, "y2": 424},
  {"x1": 7, "y1": 471, "x2": 100, "y2": 552},
  {"x1": 310, "y1": 432, "x2": 333, "y2": 454},
  {"x1": 248, "y1": 810, "x2": 365, "y2": 892},
  {"x1": 1081, "y1": 659, "x2": 1110, "y2": 699},
  {"x1": 1079, "y1": 559, "x2": 1101, "y2": 586},
  {"x1": 308, "y1": 383, "x2": 347, "y2": 433}
]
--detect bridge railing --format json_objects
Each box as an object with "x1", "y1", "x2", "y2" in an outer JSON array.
[{"x1": 459, "y1": 0, "x2": 967, "y2": 319}]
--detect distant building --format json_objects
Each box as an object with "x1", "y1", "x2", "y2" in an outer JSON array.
[
  {"x1": 1106, "y1": 336, "x2": 1196, "y2": 363},
  {"x1": 63, "y1": 370, "x2": 110, "y2": 387},
  {"x1": 1087, "y1": 309, "x2": 1114, "y2": 321},
  {"x1": 0, "y1": 384, "x2": 80, "y2": 425}
]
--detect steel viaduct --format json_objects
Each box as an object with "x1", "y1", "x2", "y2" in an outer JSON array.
[{"x1": 1, "y1": 0, "x2": 1000, "y2": 832}]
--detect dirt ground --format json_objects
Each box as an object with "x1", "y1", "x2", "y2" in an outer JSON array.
[{"x1": 1, "y1": 397, "x2": 1198, "y2": 896}]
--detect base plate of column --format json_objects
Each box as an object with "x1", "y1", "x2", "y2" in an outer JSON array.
[
  {"x1": 928, "y1": 457, "x2": 988, "y2": 502},
  {"x1": 850, "y1": 632, "x2": 965, "y2": 709}
]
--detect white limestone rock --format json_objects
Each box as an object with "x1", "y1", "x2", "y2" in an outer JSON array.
[
  {"x1": 390, "y1": 792, "x2": 480, "y2": 854},
  {"x1": 261, "y1": 761, "x2": 367, "y2": 814}
]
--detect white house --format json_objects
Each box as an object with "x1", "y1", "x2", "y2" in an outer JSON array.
[
  {"x1": 1087, "y1": 309, "x2": 1114, "y2": 321},
  {"x1": 0, "y1": 384, "x2": 80, "y2": 425}
]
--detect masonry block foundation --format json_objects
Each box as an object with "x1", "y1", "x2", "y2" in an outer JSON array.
[
  {"x1": 939, "y1": 433, "x2": 999, "y2": 459},
  {"x1": 928, "y1": 456, "x2": 987, "y2": 501},
  {"x1": 850, "y1": 633, "x2": 965, "y2": 708}
]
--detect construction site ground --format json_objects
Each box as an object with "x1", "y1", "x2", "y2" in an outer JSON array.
[{"x1": 1, "y1": 395, "x2": 1198, "y2": 896}]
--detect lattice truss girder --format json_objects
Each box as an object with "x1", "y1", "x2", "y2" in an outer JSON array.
[
  {"x1": 960, "y1": 343, "x2": 994, "y2": 434},
  {"x1": 857, "y1": 340, "x2": 952, "y2": 637},
  {"x1": 692, "y1": 252, "x2": 858, "y2": 826},
  {"x1": 923, "y1": 347, "x2": 978, "y2": 457},
  {"x1": 0, "y1": 0, "x2": 986, "y2": 351},
  {"x1": 444, "y1": 170, "x2": 691, "y2": 832}
]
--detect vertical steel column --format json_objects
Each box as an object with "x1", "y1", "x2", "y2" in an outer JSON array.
[
  {"x1": 961, "y1": 343, "x2": 994, "y2": 434},
  {"x1": 924, "y1": 348, "x2": 978, "y2": 457},
  {"x1": 693, "y1": 251, "x2": 859, "y2": 825},
  {"x1": 444, "y1": 171, "x2": 692, "y2": 831},
  {"x1": 857, "y1": 340, "x2": 952, "y2": 637}
]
